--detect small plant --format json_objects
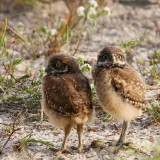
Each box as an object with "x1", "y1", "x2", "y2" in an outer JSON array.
[
  {"x1": 0, "y1": 19, "x2": 24, "y2": 79},
  {"x1": 0, "y1": 19, "x2": 43, "y2": 109},
  {"x1": 123, "y1": 145, "x2": 141, "y2": 152},
  {"x1": 102, "y1": 114, "x2": 114, "y2": 122},
  {"x1": 77, "y1": 57, "x2": 85, "y2": 66},
  {"x1": 13, "y1": 133, "x2": 54, "y2": 151},
  {"x1": 81, "y1": 64, "x2": 92, "y2": 73},
  {"x1": 121, "y1": 38, "x2": 141, "y2": 49},
  {"x1": 91, "y1": 138, "x2": 105, "y2": 148},
  {"x1": 120, "y1": 37, "x2": 141, "y2": 57},
  {"x1": 77, "y1": 56, "x2": 98, "y2": 103},
  {"x1": 145, "y1": 101, "x2": 160, "y2": 121},
  {"x1": 77, "y1": 56, "x2": 92, "y2": 73},
  {"x1": 47, "y1": 0, "x2": 111, "y2": 54},
  {"x1": 91, "y1": 84, "x2": 98, "y2": 102},
  {"x1": 150, "y1": 50, "x2": 160, "y2": 84}
]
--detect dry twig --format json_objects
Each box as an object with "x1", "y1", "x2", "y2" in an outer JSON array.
[
  {"x1": 0, "y1": 22, "x2": 25, "y2": 42},
  {"x1": 1, "y1": 110, "x2": 25, "y2": 150}
]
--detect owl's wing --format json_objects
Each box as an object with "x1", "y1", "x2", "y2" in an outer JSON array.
[
  {"x1": 43, "y1": 73, "x2": 92, "y2": 116},
  {"x1": 111, "y1": 66, "x2": 148, "y2": 108}
]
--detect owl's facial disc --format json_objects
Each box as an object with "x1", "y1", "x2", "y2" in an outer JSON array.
[
  {"x1": 97, "y1": 53, "x2": 126, "y2": 68},
  {"x1": 112, "y1": 54, "x2": 126, "y2": 66},
  {"x1": 45, "y1": 61, "x2": 68, "y2": 76},
  {"x1": 97, "y1": 54, "x2": 113, "y2": 67}
]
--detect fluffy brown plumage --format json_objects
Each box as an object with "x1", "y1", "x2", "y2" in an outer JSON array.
[
  {"x1": 92, "y1": 46, "x2": 148, "y2": 153},
  {"x1": 42, "y1": 53, "x2": 93, "y2": 155}
]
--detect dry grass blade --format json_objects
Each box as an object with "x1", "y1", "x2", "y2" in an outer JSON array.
[
  {"x1": 26, "y1": 139, "x2": 54, "y2": 147},
  {"x1": 0, "y1": 21, "x2": 26, "y2": 42}
]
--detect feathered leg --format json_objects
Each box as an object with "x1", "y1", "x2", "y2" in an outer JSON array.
[{"x1": 77, "y1": 124, "x2": 83, "y2": 153}]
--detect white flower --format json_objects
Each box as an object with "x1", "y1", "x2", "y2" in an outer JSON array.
[
  {"x1": 87, "y1": 7, "x2": 97, "y2": 19},
  {"x1": 41, "y1": 67, "x2": 45, "y2": 71},
  {"x1": 103, "y1": 7, "x2": 111, "y2": 15},
  {"x1": 50, "y1": 29, "x2": 57, "y2": 36},
  {"x1": 77, "y1": 6, "x2": 85, "y2": 17},
  {"x1": 88, "y1": 0, "x2": 98, "y2": 8},
  {"x1": 16, "y1": 22, "x2": 24, "y2": 27},
  {"x1": 81, "y1": 31, "x2": 87, "y2": 37},
  {"x1": 7, "y1": 75, "x2": 12, "y2": 79},
  {"x1": 90, "y1": 83, "x2": 94, "y2": 89}
]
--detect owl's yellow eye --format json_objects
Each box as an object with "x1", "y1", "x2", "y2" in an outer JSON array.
[
  {"x1": 118, "y1": 55, "x2": 122, "y2": 60},
  {"x1": 56, "y1": 62, "x2": 61, "y2": 68}
]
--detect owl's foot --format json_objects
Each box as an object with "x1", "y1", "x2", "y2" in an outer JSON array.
[
  {"x1": 55, "y1": 149, "x2": 70, "y2": 156},
  {"x1": 113, "y1": 142, "x2": 123, "y2": 154},
  {"x1": 113, "y1": 142, "x2": 130, "y2": 154},
  {"x1": 71, "y1": 145, "x2": 88, "y2": 153},
  {"x1": 49, "y1": 147, "x2": 58, "y2": 152},
  {"x1": 78, "y1": 146, "x2": 83, "y2": 153}
]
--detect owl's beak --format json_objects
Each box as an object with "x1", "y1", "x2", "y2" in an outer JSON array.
[
  {"x1": 112, "y1": 60, "x2": 125, "y2": 66},
  {"x1": 112, "y1": 55, "x2": 125, "y2": 66}
]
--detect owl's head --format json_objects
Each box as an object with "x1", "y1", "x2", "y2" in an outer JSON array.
[
  {"x1": 97, "y1": 47, "x2": 126, "y2": 68},
  {"x1": 45, "y1": 53, "x2": 81, "y2": 76}
]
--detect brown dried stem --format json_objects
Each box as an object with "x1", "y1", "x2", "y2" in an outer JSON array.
[
  {"x1": 3, "y1": 64, "x2": 25, "y2": 87},
  {"x1": 2, "y1": 110, "x2": 25, "y2": 149},
  {"x1": 0, "y1": 21, "x2": 25, "y2": 42}
]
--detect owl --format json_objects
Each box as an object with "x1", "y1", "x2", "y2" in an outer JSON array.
[
  {"x1": 92, "y1": 47, "x2": 148, "y2": 153},
  {"x1": 42, "y1": 53, "x2": 93, "y2": 155}
]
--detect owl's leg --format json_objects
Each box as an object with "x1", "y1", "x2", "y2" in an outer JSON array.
[
  {"x1": 77, "y1": 124, "x2": 83, "y2": 153},
  {"x1": 117, "y1": 121, "x2": 129, "y2": 145},
  {"x1": 113, "y1": 121, "x2": 129, "y2": 154},
  {"x1": 55, "y1": 125, "x2": 71, "y2": 156}
]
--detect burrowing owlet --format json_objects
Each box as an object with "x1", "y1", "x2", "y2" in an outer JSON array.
[
  {"x1": 42, "y1": 53, "x2": 93, "y2": 155},
  {"x1": 92, "y1": 47, "x2": 148, "y2": 153}
]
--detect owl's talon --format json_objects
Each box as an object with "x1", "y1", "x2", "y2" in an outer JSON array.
[
  {"x1": 116, "y1": 141, "x2": 131, "y2": 146},
  {"x1": 113, "y1": 143, "x2": 124, "y2": 154},
  {"x1": 49, "y1": 147, "x2": 58, "y2": 152},
  {"x1": 116, "y1": 141, "x2": 123, "y2": 146},
  {"x1": 107, "y1": 141, "x2": 116, "y2": 146},
  {"x1": 78, "y1": 146, "x2": 83, "y2": 153},
  {"x1": 55, "y1": 149, "x2": 70, "y2": 156},
  {"x1": 113, "y1": 142, "x2": 131, "y2": 154}
]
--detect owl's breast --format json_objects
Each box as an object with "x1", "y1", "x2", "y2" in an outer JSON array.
[
  {"x1": 93, "y1": 68, "x2": 142, "y2": 121},
  {"x1": 94, "y1": 69, "x2": 112, "y2": 106}
]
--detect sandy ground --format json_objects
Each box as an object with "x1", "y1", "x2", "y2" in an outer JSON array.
[{"x1": 0, "y1": 1, "x2": 160, "y2": 160}]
